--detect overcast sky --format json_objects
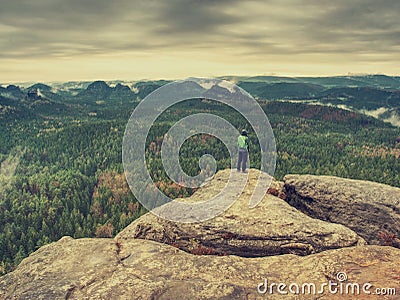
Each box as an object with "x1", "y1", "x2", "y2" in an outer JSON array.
[{"x1": 0, "y1": 0, "x2": 399, "y2": 82}]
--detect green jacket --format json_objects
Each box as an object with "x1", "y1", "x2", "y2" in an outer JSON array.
[{"x1": 237, "y1": 135, "x2": 249, "y2": 150}]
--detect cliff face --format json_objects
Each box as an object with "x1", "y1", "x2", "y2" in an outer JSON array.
[
  {"x1": 1, "y1": 169, "x2": 400, "y2": 299},
  {"x1": 284, "y1": 174, "x2": 400, "y2": 247}
]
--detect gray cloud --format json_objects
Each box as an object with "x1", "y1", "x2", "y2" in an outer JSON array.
[
  {"x1": 152, "y1": 0, "x2": 243, "y2": 35},
  {"x1": 0, "y1": 0, "x2": 399, "y2": 62},
  {"x1": 0, "y1": 0, "x2": 160, "y2": 58},
  {"x1": 304, "y1": 0, "x2": 400, "y2": 51},
  {"x1": 0, "y1": 0, "x2": 129, "y2": 29}
]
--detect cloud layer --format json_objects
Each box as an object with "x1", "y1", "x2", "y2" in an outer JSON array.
[{"x1": 0, "y1": 0, "x2": 399, "y2": 80}]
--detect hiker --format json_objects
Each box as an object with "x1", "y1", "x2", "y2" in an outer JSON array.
[{"x1": 237, "y1": 129, "x2": 249, "y2": 172}]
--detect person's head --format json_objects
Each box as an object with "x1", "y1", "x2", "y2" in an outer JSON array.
[{"x1": 241, "y1": 129, "x2": 248, "y2": 136}]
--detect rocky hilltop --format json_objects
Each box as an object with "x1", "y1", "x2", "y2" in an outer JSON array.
[
  {"x1": 1, "y1": 169, "x2": 399, "y2": 299},
  {"x1": 118, "y1": 170, "x2": 365, "y2": 257}
]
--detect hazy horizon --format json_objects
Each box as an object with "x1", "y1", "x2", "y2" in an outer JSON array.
[{"x1": 2, "y1": 72, "x2": 400, "y2": 87}]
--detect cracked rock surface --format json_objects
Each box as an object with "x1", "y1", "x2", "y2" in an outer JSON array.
[
  {"x1": 284, "y1": 174, "x2": 400, "y2": 247},
  {"x1": 0, "y1": 237, "x2": 399, "y2": 299}
]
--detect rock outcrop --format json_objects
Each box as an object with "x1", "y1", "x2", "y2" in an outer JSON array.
[
  {"x1": 0, "y1": 237, "x2": 399, "y2": 299},
  {"x1": 1, "y1": 169, "x2": 400, "y2": 299},
  {"x1": 117, "y1": 169, "x2": 365, "y2": 257},
  {"x1": 284, "y1": 174, "x2": 400, "y2": 247}
]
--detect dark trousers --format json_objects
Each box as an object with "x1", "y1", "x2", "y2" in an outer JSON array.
[{"x1": 237, "y1": 149, "x2": 248, "y2": 171}]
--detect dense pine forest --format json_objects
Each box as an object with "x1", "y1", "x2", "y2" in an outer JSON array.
[{"x1": 1, "y1": 77, "x2": 400, "y2": 275}]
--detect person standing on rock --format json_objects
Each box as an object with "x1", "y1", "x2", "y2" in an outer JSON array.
[{"x1": 237, "y1": 129, "x2": 249, "y2": 172}]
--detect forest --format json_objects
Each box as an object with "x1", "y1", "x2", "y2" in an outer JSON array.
[{"x1": 1, "y1": 79, "x2": 400, "y2": 275}]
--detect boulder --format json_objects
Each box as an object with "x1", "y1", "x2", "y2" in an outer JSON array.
[
  {"x1": 117, "y1": 169, "x2": 365, "y2": 256},
  {"x1": 284, "y1": 174, "x2": 400, "y2": 247}
]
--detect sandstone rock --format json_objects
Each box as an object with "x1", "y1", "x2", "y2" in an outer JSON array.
[
  {"x1": 284, "y1": 174, "x2": 400, "y2": 247},
  {"x1": 117, "y1": 169, "x2": 365, "y2": 257},
  {"x1": 1, "y1": 170, "x2": 399, "y2": 299},
  {"x1": 0, "y1": 236, "x2": 399, "y2": 299}
]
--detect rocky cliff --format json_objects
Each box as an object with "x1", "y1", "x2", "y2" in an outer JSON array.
[
  {"x1": 284, "y1": 174, "x2": 400, "y2": 247},
  {"x1": 1, "y1": 169, "x2": 399, "y2": 299},
  {"x1": 117, "y1": 170, "x2": 365, "y2": 257}
]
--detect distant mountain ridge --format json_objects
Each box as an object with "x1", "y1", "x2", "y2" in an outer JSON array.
[
  {"x1": 237, "y1": 74, "x2": 400, "y2": 89},
  {"x1": 1, "y1": 75, "x2": 400, "y2": 125},
  {"x1": 235, "y1": 75, "x2": 400, "y2": 126}
]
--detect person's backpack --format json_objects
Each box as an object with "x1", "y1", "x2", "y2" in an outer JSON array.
[{"x1": 238, "y1": 135, "x2": 248, "y2": 150}]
